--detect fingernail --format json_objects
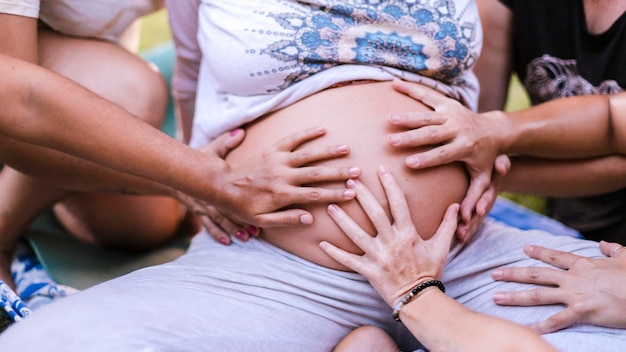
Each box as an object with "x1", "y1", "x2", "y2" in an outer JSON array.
[
  {"x1": 346, "y1": 179, "x2": 357, "y2": 188},
  {"x1": 378, "y1": 165, "x2": 388, "y2": 174},
  {"x1": 300, "y1": 214, "x2": 313, "y2": 225},
  {"x1": 327, "y1": 204, "x2": 338, "y2": 214},
  {"x1": 230, "y1": 129, "x2": 242, "y2": 137},
  {"x1": 235, "y1": 230, "x2": 247, "y2": 241},
  {"x1": 387, "y1": 135, "x2": 401, "y2": 146},
  {"x1": 337, "y1": 145, "x2": 349, "y2": 153},
  {"x1": 524, "y1": 245, "x2": 535, "y2": 254},
  {"x1": 348, "y1": 167, "x2": 361, "y2": 177},
  {"x1": 406, "y1": 156, "x2": 420, "y2": 167},
  {"x1": 343, "y1": 189, "x2": 355, "y2": 199},
  {"x1": 389, "y1": 114, "x2": 401, "y2": 124},
  {"x1": 493, "y1": 292, "x2": 505, "y2": 302},
  {"x1": 246, "y1": 225, "x2": 259, "y2": 237},
  {"x1": 492, "y1": 269, "x2": 503, "y2": 279},
  {"x1": 219, "y1": 237, "x2": 230, "y2": 245}
]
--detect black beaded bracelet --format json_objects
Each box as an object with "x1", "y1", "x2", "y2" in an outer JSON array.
[{"x1": 392, "y1": 279, "x2": 445, "y2": 322}]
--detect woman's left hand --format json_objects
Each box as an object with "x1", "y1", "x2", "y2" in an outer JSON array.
[
  {"x1": 319, "y1": 166, "x2": 460, "y2": 307},
  {"x1": 492, "y1": 241, "x2": 626, "y2": 333}
]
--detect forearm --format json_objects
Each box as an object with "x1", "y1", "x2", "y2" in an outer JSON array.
[
  {"x1": 498, "y1": 93, "x2": 626, "y2": 158},
  {"x1": 399, "y1": 290, "x2": 556, "y2": 352},
  {"x1": 502, "y1": 156, "x2": 626, "y2": 197},
  {"x1": 0, "y1": 54, "x2": 225, "y2": 200},
  {"x1": 0, "y1": 135, "x2": 176, "y2": 197}
]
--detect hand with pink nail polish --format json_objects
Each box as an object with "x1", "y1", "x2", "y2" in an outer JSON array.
[{"x1": 178, "y1": 126, "x2": 361, "y2": 244}]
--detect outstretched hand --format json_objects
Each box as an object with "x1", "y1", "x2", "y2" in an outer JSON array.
[
  {"x1": 319, "y1": 166, "x2": 460, "y2": 307},
  {"x1": 492, "y1": 241, "x2": 626, "y2": 334},
  {"x1": 388, "y1": 79, "x2": 509, "y2": 227}
]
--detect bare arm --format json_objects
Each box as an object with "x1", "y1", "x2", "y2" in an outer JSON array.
[
  {"x1": 475, "y1": 0, "x2": 513, "y2": 112},
  {"x1": 388, "y1": 83, "x2": 626, "y2": 214},
  {"x1": 1, "y1": 53, "x2": 362, "y2": 228},
  {"x1": 0, "y1": 52, "x2": 214, "y2": 198},
  {"x1": 503, "y1": 155, "x2": 626, "y2": 197},
  {"x1": 494, "y1": 93, "x2": 626, "y2": 158}
]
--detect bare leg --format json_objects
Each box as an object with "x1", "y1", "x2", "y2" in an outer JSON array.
[
  {"x1": 0, "y1": 169, "x2": 66, "y2": 287},
  {"x1": 0, "y1": 30, "x2": 185, "y2": 287},
  {"x1": 333, "y1": 326, "x2": 400, "y2": 352},
  {"x1": 37, "y1": 29, "x2": 186, "y2": 247}
]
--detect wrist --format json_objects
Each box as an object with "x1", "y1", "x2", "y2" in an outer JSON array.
[
  {"x1": 483, "y1": 110, "x2": 512, "y2": 155},
  {"x1": 392, "y1": 278, "x2": 446, "y2": 322}
]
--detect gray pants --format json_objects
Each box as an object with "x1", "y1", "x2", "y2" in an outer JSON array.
[{"x1": 1, "y1": 220, "x2": 625, "y2": 351}]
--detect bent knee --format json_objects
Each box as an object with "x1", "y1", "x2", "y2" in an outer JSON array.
[
  {"x1": 54, "y1": 194, "x2": 184, "y2": 250},
  {"x1": 333, "y1": 326, "x2": 399, "y2": 352}
]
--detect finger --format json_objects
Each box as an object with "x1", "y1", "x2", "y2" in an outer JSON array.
[
  {"x1": 404, "y1": 145, "x2": 466, "y2": 169},
  {"x1": 326, "y1": 203, "x2": 376, "y2": 253},
  {"x1": 459, "y1": 175, "x2": 491, "y2": 221},
  {"x1": 391, "y1": 78, "x2": 456, "y2": 111},
  {"x1": 491, "y1": 266, "x2": 562, "y2": 286},
  {"x1": 377, "y1": 166, "x2": 415, "y2": 235},
  {"x1": 455, "y1": 221, "x2": 469, "y2": 243},
  {"x1": 387, "y1": 111, "x2": 447, "y2": 129},
  {"x1": 599, "y1": 240, "x2": 626, "y2": 258},
  {"x1": 529, "y1": 310, "x2": 578, "y2": 335},
  {"x1": 198, "y1": 215, "x2": 231, "y2": 245},
  {"x1": 523, "y1": 245, "x2": 579, "y2": 270},
  {"x1": 456, "y1": 217, "x2": 480, "y2": 244},
  {"x1": 319, "y1": 241, "x2": 370, "y2": 276},
  {"x1": 430, "y1": 203, "x2": 460, "y2": 254},
  {"x1": 475, "y1": 185, "x2": 498, "y2": 217},
  {"x1": 493, "y1": 287, "x2": 564, "y2": 307},
  {"x1": 203, "y1": 206, "x2": 244, "y2": 237},
  {"x1": 200, "y1": 129, "x2": 245, "y2": 158},
  {"x1": 347, "y1": 178, "x2": 394, "y2": 237},
  {"x1": 388, "y1": 125, "x2": 455, "y2": 149},
  {"x1": 253, "y1": 209, "x2": 314, "y2": 227},
  {"x1": 289, "y1": 144, "x2": 352, "y2": 167},
  {"x1": 280, "y1": 186, "x2": 356, "y2": 205},
  {"x1": 494, "y1": 154, "x2": 511, "y2": 175},
  {"x1": 292, "y1": 166, "x2": 361, "y2": 185},
  {"x1": 274, "y1": 126, "x2": 327, "y2": 152}
]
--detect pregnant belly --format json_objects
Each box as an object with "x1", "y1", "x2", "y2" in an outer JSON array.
[{"x1": 226, "y1": 81, "x2": 468, "y2": 270}]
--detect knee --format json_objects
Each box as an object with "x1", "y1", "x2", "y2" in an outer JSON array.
[
  {"x1": 54, "y1": 195, "x2": 185, "y2": 250},
  {"x1": 333, "y1": 326, "x2": 399, "y2": 352},
  {"x1": 119, "y1": 61, "x2": 169, "y2": 127}
]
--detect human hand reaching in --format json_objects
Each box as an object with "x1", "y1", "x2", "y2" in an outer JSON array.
[
  {"x1": 179, "y1": 126, "x2": 362, "y2": 244},
  {"x1": 492, "y1": 241, "x2": 626, "y2": 333},
  {"x1": 175, "y1": 129, "x2": 251, "y2": 244},
  {"x1": 388, "y1": 79, "x2": 510, "y2": 230},
  {"x1": 319, "y1": 166, "x2": 459, "y2": 307}
]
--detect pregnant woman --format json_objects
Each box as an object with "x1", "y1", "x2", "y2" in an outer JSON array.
[{"x1": 1, "y1": 1, "x2": 624, "y2": 351}]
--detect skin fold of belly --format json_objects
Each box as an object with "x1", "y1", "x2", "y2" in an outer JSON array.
[{"x1": 226, "y1": 81, "x2": 469, "y2": 271}]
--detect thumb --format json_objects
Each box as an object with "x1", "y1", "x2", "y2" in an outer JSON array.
[
  {"x1": 200, "y1": 128, "x2": 245, "y2": 158},
  {"x1": 600, "y1": 240, "x2": 626, "y2": 258}
]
